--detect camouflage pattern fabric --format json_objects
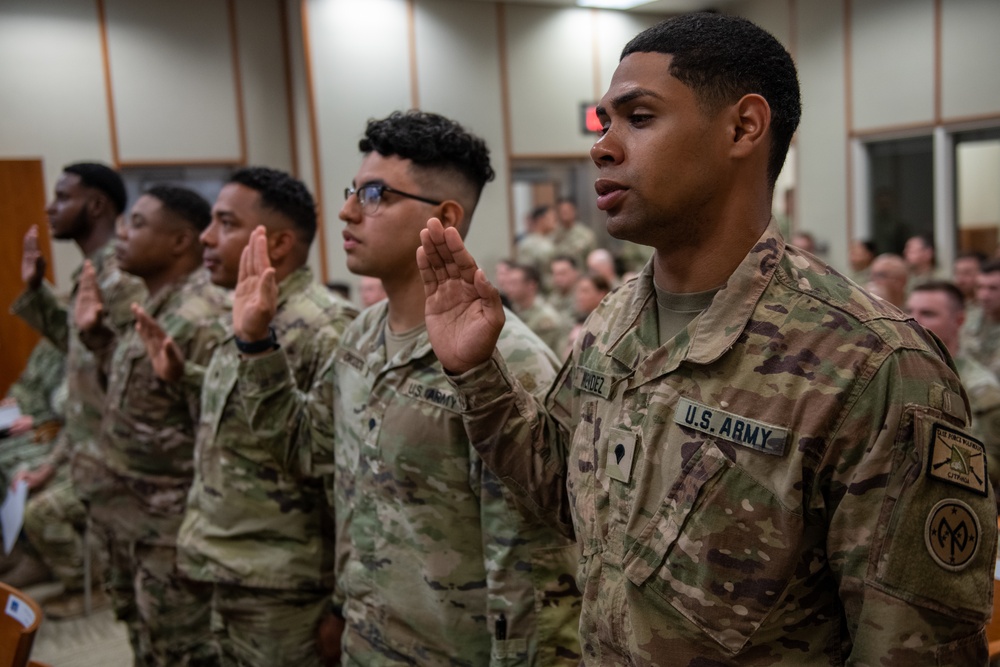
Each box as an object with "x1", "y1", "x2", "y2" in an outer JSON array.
[
  {"x1": 22, "y1": 462, "x2": 88, "y2": 591},
  {"x1": 516, "y1": 233, "x2": 556, "y2": 281},
  {"x1": 239, "y1": 302, "x2": 582, "y2": 666},
  {"x1": 449, "y1": 220, "x2": 996, "y2": 665},
  {"x1": 962, "y1": 308, "x2": 1000, "y2": 380},
  {"x1": 209, "y1": 582, "x2": 329, "y2": 667},
  {"x1": 552, "y1": 223, "x2": 596, "y2": 271},
  {"x1": 514, "y1": 298, "x2": 569, "y2": 356},
  {"x1": 955, "y1": 353, "x2": 1000, "y2": 498},
  {"x1": 5, "y1": 337, "x2": 66, "y2": 424},
  {"x1": 11, "y1": 240, "x2": 146, "y2": 500},
  {"x1": 178, "y1": 266, "x2": 355, "y2": 594},
  {"x1": 86, "y1": 268, "x2": 229, "y2": 666}
]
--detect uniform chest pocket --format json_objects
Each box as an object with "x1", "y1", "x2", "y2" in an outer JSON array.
[{"x1": 621, "y1": 441, "x2": 802, "y2": 654}]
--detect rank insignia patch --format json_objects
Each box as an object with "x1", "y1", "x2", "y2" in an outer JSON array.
[
  {"x1": 926, "y1": 423, "x2": 988, "y2": 496},
  {"x1": 924, "y1": 499, "x2": 980, "y2": 571}
]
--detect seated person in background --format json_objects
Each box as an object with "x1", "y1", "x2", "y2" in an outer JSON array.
[
  {"x1": 904, "y1": 233, "x2": 944, "y2": 288},
  {"x1": 516, "y1": 204, "x2": 557, "y2": 281},
  {"x1": 866, "y1": 252, "x2": 908, "y2": 309},
  {"x1": 549, "y1": 254, "x2": 581, "y2": 320},
  {"x1": 907, "y1": 280, "x2": 1000, "y2": 505},
  {"x1": 954, "y1": 251, "x2": 984, "y2": 337},
  {"x1": 586, "y1": 248, "x2": 620, "y2": 288},
  {"x1": 789, "y1": 230, "x2": 816, "y2": 254},
  {"x1": 552, "y1": 198, "x2": 596, "y2": 270},
  {"x1": 503, "y1": 263, "x2": 570, "y2": 354},
  {"x1": 357, "y1": 275, "x2": 387, "y2": 308},
  {"x1": 237, "y1": 109, "x2": 582, "y2": 665},
  {"x1": 847, "y1": 239, "x2": 877, "y2": 284},
  {"x1": 965, "y1": 258, "x2": 1000, "y2": 380}
]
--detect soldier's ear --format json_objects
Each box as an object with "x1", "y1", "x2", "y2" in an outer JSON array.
[
  {"x1": 436, "y1": 200, "x2": 466, "y2": 236},
  {"x1": 266, "y1": 227, "x2": 296, "y2": 263}
]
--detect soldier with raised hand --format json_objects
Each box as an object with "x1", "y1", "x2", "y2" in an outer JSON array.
[
  {"x1": 136, "y1": 167, "x2": 356, "y2": 667},
  {"x1": 82, "y1": 185, "x2": 229, "y2": 666},
  {"x1": 237, "y1": 110, "x2": 582, "y2": 666},
  {"x1": 418, "y1": 13, "x2": 996, "y2": 665},
  {"x1": 12, "y1": 161, "x2": 146, "y2": 617}
]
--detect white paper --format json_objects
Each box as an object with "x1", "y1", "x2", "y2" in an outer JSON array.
[
  {"x1": 0, "y1": 404, "x2": 21, "y2": 431},
  {"x1": 1, "y1": 479, "x2": 28, "y2": 555}
]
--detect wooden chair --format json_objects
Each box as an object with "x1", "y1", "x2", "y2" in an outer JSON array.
[{"x1": 0, "y1": 580, "x2": 43, "y2": 667}]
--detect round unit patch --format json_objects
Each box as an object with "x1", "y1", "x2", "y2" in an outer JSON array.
[{"x1": 924, "y1": 499, "x2": 981, "y2": 571}]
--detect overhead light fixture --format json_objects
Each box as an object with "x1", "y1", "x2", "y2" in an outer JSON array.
[{"x1": 576, "y1": 0, "x2": 655, "y2": 8}]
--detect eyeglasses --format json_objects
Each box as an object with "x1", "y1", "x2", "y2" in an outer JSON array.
[{"x1": 344, "y1": 182, "x2": 443, "y2": 213}]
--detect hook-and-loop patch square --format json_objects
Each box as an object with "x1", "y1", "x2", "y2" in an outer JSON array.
[{"x1": 926, "y1": 423, "x2": 988, "y2": 497}]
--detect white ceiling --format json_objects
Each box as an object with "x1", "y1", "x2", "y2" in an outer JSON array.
[{"x1": 462, "y1": 0, "x2": 739, "y2": 15}]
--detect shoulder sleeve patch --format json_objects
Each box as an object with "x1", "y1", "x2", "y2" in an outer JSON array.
[
  {"x1": 924, "y1": 498, "x2": 981, "y2": 571},
  {"x1": 926, "y1": 423, "x2": 989, "y2": 497}
]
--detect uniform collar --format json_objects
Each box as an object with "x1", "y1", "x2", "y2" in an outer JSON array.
[
  {"x1": 70, "y1": 238, "x2": 117, "y2": 286},
  {"x1": 276, "y1": 265, "x2": 313, "y2": 310},
  {"x1": 603, "y1": 219, "x2": 783, "y2": 382}
]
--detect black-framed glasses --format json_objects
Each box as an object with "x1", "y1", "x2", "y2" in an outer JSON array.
[{"x1": 344, "y1": 182, "x2": 443, "y2": 213}]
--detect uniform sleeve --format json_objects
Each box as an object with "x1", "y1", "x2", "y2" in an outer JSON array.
[
  {"x1": 238, "y1": 347, "x2": 336, "y2": 480},
  {"x1": 79, "y1": 270, "x2": 146, "y2": 373},
  {"x1": 825, "y1": 348, "x2": 996, "y2": 664},
  {"x1": 450, "y1": 345, "x2": 579, "y2": 541},
  {"x1": 10, "y1": 285, "x2": 70, "y2": 353},
  {"x1": 6, "y1": 340, "x2": 65, "y2": 423}
]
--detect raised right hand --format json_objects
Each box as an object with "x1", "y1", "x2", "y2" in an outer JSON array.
[
  {"x1": 417, "y1": 217, "x2": 504, "y2": 374},
  {"x1": 232, "y1": 226, "x2": 278, "y2": 344},
  {"x1": 21, "y1": 225, "x2": 46, "y2": 290},
  {"x1": 133, "y1": 303, "x2": 185, "y2": 383}
]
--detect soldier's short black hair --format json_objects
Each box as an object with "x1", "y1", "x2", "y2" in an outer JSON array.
[
  {"x1": 145, "y1": 185, "x2": 211, "y2": 232},
  {"x1": 360, "y1": 110, "x2": 495, "y2": 198},
  {"x1": 911, "y1": 280, "x2": 965, "y2": 311},
  {"x1": 981, "y1": 259, "x2": 1000, "y2": 276},
  {"x1": 63, "y1": 162, "x2": 127, "y2": 214},
  {"x1": 622, "y1": 13, "x2": 801, "y2": 189},
  {"x1": 228, "y1": 167, "x2": 317, "y2": 245},
  {"x1": 511, "y1": 263, "x2": 542, "y2": 287},
  {"x1": 551, "y1": 255, "x2": 578, "y2": 270},
  {"x1": 530, "y1": 205, "x2": 552, "y2": 221}
]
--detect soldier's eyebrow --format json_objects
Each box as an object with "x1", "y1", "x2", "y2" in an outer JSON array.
[{"x1": 595, "y1": 88, "x2": 664, "y2": 118}]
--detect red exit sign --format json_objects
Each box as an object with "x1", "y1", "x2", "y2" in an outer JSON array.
[{"x1": 580, "y1": 103, "x2": 602, "y2": 134}]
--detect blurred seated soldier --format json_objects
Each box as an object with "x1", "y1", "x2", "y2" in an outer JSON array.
[
  {"x1": 504, "y1": 263, "x2": 569, "y2": 354},
  {"x1": 789, "y1": 230, "x2": 817, "y2": 254},
  {"x1": 954, "y1": 252, "x2": 984, "y2": 339},
  {"x1": 516, "y1": 204, "x2": 557, "y2": 281},
  {"x1": 552, "y1": 198, "x2": 596, "y2": 270},
  {"x1": 1, "y1": 338, "x2": 65, "y2": 493},
  {"x1": 357, "y1": 275, "x2": 387, "y2": 308},
  {"x1": 907, "y1": 281, "x2": 1000, "y2": 502},
  {"x1": 0, "y1": 338, "x2": 65, "y2": 587},
  {"x1": 965, "y1": 259, "x2": 1000, "y2": 380},
  {"x1": 586, "y1": 248, "x2": 620, "y2": 289},
  {"x1": 549, "y1": 255, "x2": 581, "y2": 319},
  {"x1": 904, "y1": 233, "x2": 944, "y2": 288},
  {"x1": 847, "y1": 239, "x2": 877, "y2": 285},
  {"x1": 866, "y1": 253, "x2": 908, "y2": 309}
]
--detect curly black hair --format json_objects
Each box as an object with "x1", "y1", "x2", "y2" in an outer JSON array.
[
  {"x1": 622, "y1": 13, "x2": 801, "y2": 189},
  {"x1": 63, "y1": 162, "x2": 127, "y2": 215},
  {"x1": 145, "y1": 185, "x2": 211, "y2": 232},
  {"x1": 228, "y1": 167, "x2": 317, "y2": 244},
  {"x1": 359, "y1": 110, "x2": 495, "y2": 196}
]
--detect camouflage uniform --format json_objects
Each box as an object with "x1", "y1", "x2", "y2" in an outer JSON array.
[
  {"x1": 10, "y1": 240, "x2": 147, "y2": 501},
  {"x1": 552, "y1": 223, "x2": 596, "y2": 271},
  {"x1": 955, "y1": 354, "x2": 1000, "y2": 498},
  {"x1": 1, "y1": 338, "x2": 65, "y2": 490},
  {"x1": 515, "y1": 233, "x2": 555, "y2": 281},
  {"x1": 11, "y1": 240, "x2": 145, "y2": 596},
  {"x1": 177, "y1": 267, "x2": 356, "y2": 667},
  {"x1": 962, "y1": 308, "x2": 1000, "y2": 380},
  {"x1": 514, "y1": 298, "x2": 569, "y2": 356},
  {"x1": 240, "y1": 302, "x2": 581, "y2": 666},
  {"x1": 87, "y1": 268, "x2": 229, "y2": 666},
  {"x1": 449, "y1": 221, "x2": 996, "y2": 665}
]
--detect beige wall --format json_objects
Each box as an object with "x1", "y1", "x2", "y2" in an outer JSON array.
[{"x1": 3, "y1": 0, "x2": 1000, "y2": 291}]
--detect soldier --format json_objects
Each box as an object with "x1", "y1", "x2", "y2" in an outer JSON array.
[
  {"x1": 907, "y1": 281, "x2": 1000, "y2": 502},
  {"x1": 12, "y1": 161, "x2": 146, "y2": 617},
  {"x1": 549, "y1": 255, "x2": 581, "y2": 320},
  {"x1": 515, "y1": 204, "x2": 557, "y2": 281},
  {"x1": 136, "y1": 167, "x2": 357, "y2": 667},
  {"x1": 552, "y1": 198, "x2": 596, "y2": 270},
  {"x1": 80, "y1": 186, "x2": 228, "y2": 665},
  {"x1": 866, "y1": 252, "x2": 908, "y2": 309},
  {"x1": 237, "y1": 110, "x2": 582, "y2": 665},
  {"x1": 965, "y1": 259, "x2": 1000, "y2": 379},
  {"x1": 503, "y1": 263, "x2": 569, "y2": 354},
  {"x1": 418, "y1": 13, "x2": 995, "y2": 665}
]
